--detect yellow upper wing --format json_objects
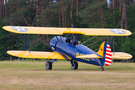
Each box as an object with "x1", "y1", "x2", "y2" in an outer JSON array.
[
  {"x1": 7, "y1": 50, "x2": 65, "y2": 59},
  {"x1": 76, "y1": 52, "x2": 132, "y2": 60},
  {"x1": 3, "y1": 26, "x2": 131, "y2": 36}
]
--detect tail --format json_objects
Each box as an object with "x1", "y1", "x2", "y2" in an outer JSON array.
[{"x1": 97, "y1": 41, "x2": 112, "y2": 66}]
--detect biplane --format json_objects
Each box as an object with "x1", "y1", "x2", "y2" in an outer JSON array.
[{"x1": 2, "y1": 26, "x2": 132, "y2": 71}]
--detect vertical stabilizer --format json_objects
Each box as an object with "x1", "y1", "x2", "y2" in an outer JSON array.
[{"x1": 98, "y1": 41, "x2": 112, "y2": 66}]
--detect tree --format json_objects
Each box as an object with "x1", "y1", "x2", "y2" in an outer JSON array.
[
  {"x1": 1, "y1": 0, "x2": 135, "y2": 60},
  {"x1": 3, "y1": 1, "x2": 36, "y2": 26},
  {"x1": 78, "y1": 0, "x2": 107, "y2": 27},
  {"x1": 0, "y1": 0, "x2": 2, "y2": 18},
  {"x1": 121, "y1": 0, "x2": 128, "y2": 30},
  {"x1": 123, "y1": 2, "x2": 135, "y2": 59}
]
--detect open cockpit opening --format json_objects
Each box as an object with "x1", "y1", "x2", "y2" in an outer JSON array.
[
  {"x1": 66, "y1": 38, "x2": 71, "y2": 44},
  {"x1": 65, "y1": 34, "x2": 81, "y2": 47}
]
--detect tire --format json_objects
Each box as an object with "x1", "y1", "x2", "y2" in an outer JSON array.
[
  {"x1": 71, "y1": 61, "x2": 78, "y2": 70},
  {"x1": 100, "y1": 66, "x2": 104, "y2": 71},
  {"x1": 45, "y1": 61, "x2": 52, "y2": 70}
]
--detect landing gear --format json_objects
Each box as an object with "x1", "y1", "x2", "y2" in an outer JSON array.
[
  {"x1": 100, "y1": 66, "x2": 104, "y2": 71},
  {"x1": 45, "y1": 61, "x2": 52, "y2": 70},
  {"x1": 71, "y1": 61, "x2": 78, "y2": 70}
]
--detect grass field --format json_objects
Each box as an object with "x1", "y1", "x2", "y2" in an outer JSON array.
[{"x1": 0, "y1": 60, "x2": 135, "y2": 90}]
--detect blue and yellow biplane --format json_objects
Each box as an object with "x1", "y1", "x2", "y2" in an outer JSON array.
[{"x1": 3, "y1": 26, "x2": 132, "y2": 71}]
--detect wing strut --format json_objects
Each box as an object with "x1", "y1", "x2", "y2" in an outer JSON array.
[
  {"x1": 107, "y1": 36, "x2": 109, "y2": 43},
  {"x1": 113, "y1": 36, "x2": 115, "y2": 54},
  {"x1": 60, "y1": 36, "x2": 63, "y2": 43},
  {"x1": 74, "y1": 34, "x2": 81, "y2": 41},
  {"x1": 56, "y1": 35, "x2": 59, "y2": 41},
  {"x1": 109, "y1": 36, "x2": 115, "y2": 54},
  {"x1": 22, "y1": 35, "x2": 26, "y2": 50},
  {"x1": 26, "y1": 35, "x2": 31, "y2": 53},
  {"x1": 70, "y1": 34, "x2": 74, "y2": 39},
  {"x1": 21, "y1": 34, "x2": 31, "y2": 53}
]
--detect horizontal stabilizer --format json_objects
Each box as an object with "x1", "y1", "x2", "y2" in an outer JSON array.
[
  {"x1": 76, "y1": 52, "x2": 132, "y2": 60},
  {"x1": 76, "y1": 54, "x2": 101, "y2": 58},
  {"x1": 7, "y1": 50, "x2": 65, "y2": 59},
  {"x1": 112, "y1": 52, "x2": 132, "y2": 59},
  {"x1": 3, "y1": 26, "x2": 131, "y2": 36}
]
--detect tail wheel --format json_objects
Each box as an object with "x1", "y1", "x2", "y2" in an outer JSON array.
[
  {"x1": 71, "y1": 61, "x2": 78, "y2": 70},
  {"x1": 100, "y1": 66, "x2": 104, "y2": 71},
  {"x1": 45, "y1": 61, "x2": 52, "y2": 70}
]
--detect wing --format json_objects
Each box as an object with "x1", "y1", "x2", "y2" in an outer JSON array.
[
  {"x1": 76, "y1": 52, "x2": 132, "y2": 60},
  {"x1": 112, "y1": 52, "x2": 132, "y2": 59},
  {"x1": 7, "y1": 50, "x2": 65, "y2": 59},
  {"x1": 3, "y1": 26, "x2": 131, "y2": 36}
]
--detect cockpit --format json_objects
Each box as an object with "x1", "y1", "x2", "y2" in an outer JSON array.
[
  {"x1": 65, "y1": 34, "x2": 81, "y2": 47},
  {"x1": 65, "y1": 38, "x2": 71, "y2": 44}
]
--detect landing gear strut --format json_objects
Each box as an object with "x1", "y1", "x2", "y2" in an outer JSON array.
[
  {"x1": 100, "y1": 66, "x2": 104, "y2": 71},
  {"x1": 71, "y1": 61, "x2": 78, "y2": 70}
]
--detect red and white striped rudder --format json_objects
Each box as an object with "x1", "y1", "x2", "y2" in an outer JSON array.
[{"x1": 104, "y1": 43, "x2": 112, "y2": 66}]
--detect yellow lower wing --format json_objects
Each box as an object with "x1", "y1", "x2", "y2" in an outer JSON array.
[
  {"x1": 76, "y1": 52, "x2": 132, "y2": 60},
  {"x1": 7, "y1": 50, "x2": 65, "y2": 59}
]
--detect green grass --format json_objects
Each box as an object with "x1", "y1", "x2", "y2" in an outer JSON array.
[{"x1": 0, "y1": 61, "x2": 135, "y2": 90}]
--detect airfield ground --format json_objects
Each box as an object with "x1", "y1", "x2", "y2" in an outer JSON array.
[{"x1": 0, "y1": 60, "x2": 135, "y2": 90}]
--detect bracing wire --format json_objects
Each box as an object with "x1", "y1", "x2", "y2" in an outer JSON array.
[
  {"x1": 85, "y1": 36, "x2": 107, "y2": 51},
  {"x1": 29, "y1": 38, "x2": 42, "y2": 50},
  {"x1": 65, "y1": 34, "x2": 71, "y2": 37},
  {"x1": 82, "y1": 36, "x2": 97, "y2": 45},
  {"x1": 87, "y1": 39, "x2": 101, "y2": 47},
  {"x1": 30, "y1": 42, "x2": 42, "y2": 50}
]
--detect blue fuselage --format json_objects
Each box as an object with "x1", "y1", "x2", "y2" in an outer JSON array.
[{"x1": 50, "y1": 36, "x2": 101, "y2": 66}]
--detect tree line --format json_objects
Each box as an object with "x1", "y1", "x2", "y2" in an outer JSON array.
[{"x1": 0, "y1": 0, "x2": 135, "y2": 60}]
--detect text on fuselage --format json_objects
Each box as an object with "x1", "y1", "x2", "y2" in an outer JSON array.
[{"x1": 76, "y1": 52, "x2": 90, "y2": 61}]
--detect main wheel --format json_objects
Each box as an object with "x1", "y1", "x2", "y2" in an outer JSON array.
[
  {"x1": 71, "y1": 61, "x2": 78, "y2": 70},
  {"x1": 45, "y1": 61, "x2": 52, "y2": 70},
  {"x1": 100, "y1": 66, "x2": 104, "y2": 71}
]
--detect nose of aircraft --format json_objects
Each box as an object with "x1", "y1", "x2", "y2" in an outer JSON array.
[{"x1": 50, "y1": 37, "x2": 58, "y2": 51}]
